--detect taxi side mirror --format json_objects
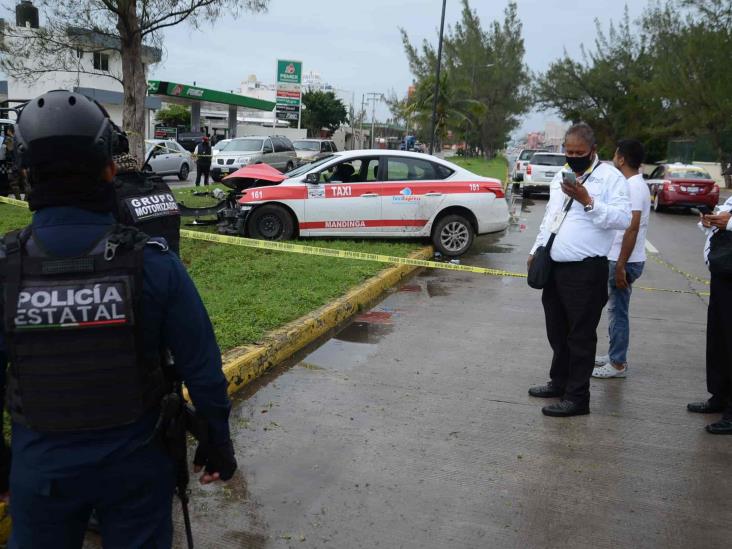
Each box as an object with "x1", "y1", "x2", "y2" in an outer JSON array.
[{"x1": 305, "y1": 172, "x2": 320, "y2": 184}]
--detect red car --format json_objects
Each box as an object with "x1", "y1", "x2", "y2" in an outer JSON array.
[{"x1": 646, "y1": 163, "x2": 719, "y2": 212}]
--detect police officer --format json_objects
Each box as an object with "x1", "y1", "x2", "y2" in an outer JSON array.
[
  {"x1": 193, "y1": 136, "x2": 212, "y2": 187},
  {"x1": 0, "y1": 90, "x2": 236, "y2": 547},
  {"x1": 112, "y1": 134, "x2": 182, "y2": 255}
]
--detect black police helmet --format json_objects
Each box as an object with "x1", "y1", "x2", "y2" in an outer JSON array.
[{"x1": 15, "y1": 90, "x2": 119, "y2": 173}]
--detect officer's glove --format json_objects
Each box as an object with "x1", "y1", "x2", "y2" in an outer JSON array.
[{"x1": 193, "y1": 440, "x2": 237, "y2": 482}]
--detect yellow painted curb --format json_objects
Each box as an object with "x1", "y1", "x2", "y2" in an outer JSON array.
[{"x1": 216, "y1": 245, "x2": 432, "y2": 397}]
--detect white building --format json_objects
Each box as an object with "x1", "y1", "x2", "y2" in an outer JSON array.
[{"x1": 1, "y1": 7, "x2": 161, "y2": 135}]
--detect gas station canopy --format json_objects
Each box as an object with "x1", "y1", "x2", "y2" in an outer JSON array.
[
  {"x1": 147, "y1": 80, "x2": 276, "y2": 138},
  {"x1": 147, "y1": 80, "x2": 275, "y2": 112}
]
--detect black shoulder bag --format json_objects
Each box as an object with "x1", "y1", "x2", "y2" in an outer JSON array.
[
  {"x1": 527, "y1": 163, "x2": 602, "y2": 289},
  {"x1": 708, "y1": 229, "x2": 732, "y2": 275},
  {"x1": 527, "y1": 197, "x2": 573, "y2": 289}
]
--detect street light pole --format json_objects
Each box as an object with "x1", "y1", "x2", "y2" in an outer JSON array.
[
  {"x1": 366, "y1": 92, "x2": 381, "y2": 149},
  {"x1": 429, "y1": 0, "x2": 448, "y2": 156}
]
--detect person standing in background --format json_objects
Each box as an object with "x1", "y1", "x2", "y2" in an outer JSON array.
[
  {"x1": 688, "y1": 195, "x2": 732, "y2": 434},
  {"x1": 194, "y1": 136, "x2": 212, "y2": 187},
  {"x1": 593, "y1": 140, "x2": 651, "y2": 379}
]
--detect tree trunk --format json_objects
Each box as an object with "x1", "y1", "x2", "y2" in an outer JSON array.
[{"x1": 117, "y1": 1, "x2": 147, "y2": 165}]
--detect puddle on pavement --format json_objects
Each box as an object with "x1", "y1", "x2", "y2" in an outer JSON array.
[
  {"x1": 335, "y1": 319, "x2": 394, "y2": 343},
  {"x1": 426, "y1": 282, "x2": 450, "y2": 297},
  {"x1": 478, "y1": 244, "x2": 516, "y2": 254}
]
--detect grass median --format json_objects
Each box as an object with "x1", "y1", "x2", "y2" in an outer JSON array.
[
  {"x1": 451, "y1": 155, "x2": 508, "y2": 181},
  {"x1": 0, "y1": 201, "x2": 423, "y2": 351}
]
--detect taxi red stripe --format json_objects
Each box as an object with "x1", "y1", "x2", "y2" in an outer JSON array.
[{"x1": 299, "y1": 219, "x2": 428, "y2": 229}]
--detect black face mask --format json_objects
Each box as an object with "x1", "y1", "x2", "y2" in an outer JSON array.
[{"x1": 566, "y1": 153, "x2": 594, "y2": 174}]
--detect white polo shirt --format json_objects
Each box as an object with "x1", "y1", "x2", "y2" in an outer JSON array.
[
  {"x1": 531, "y1": 159, "x2": 631, "y2": 263},
  {"x1": 700, "y1": 196, "x2": 732, "y2": 263},
  {"x1": 608, "y1": 174, "x2": 651, "y2": 263}
]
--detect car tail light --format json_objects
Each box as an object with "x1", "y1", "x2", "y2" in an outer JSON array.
[
  {"x1": 712, "y1": 184, "x2": 720, "y2": 194},
  {"x1": 662, "y1": 180, "x2": 676, "y2": 192},
  {"x1": 516, "y1": 162, "x2": 520, "y2": 171},
  {"x1": 526, "y1": 165, "x2": 532, "y2": 175}
]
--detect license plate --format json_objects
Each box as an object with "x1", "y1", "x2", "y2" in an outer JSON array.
[
  {"x1": 685, "y1": 186, "x2": 699, "y2": 193},
  {"x1": 221, "y1": 168, "x2": 230, "y2": 174},
  {"x1": 545, "y1": 171, "x2": 555, "y2": 177}
]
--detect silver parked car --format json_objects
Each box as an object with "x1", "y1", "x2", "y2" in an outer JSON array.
[
  {"x1": 211, "y1": 135, "x2": 298, "y2": 182},
  {"x1": 292, "y1": 139, "x2": 338, "y2": 165},
  {"x1": 144, "y1": 139, "x2": 193, "y2": 180}
]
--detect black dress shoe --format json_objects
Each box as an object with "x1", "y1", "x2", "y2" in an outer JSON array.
[
  {"x1": 705, "y1": 418, "x2": 732, "y2": 434},
  {"x1": 542, "y1": 400, "x2": 590, "y2": 417},
  {"x1": 687, "y1": 399, "x2": 725, "y2": 414},
  {"x1": 528, "y1": 382, "x2": 563, "y2": 398}
]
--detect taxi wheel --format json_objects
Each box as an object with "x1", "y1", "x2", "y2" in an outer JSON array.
[
  {"x1": 432, "y1": 214, "x2": 474, "y2": 257},
  {"x1": 247, "y1": 205, "x2": 295, "y2": 240}
]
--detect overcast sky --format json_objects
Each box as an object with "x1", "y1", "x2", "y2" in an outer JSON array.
[
  {"x1": 2, "y1": 0, "x2": 649, "y2": 137},
  {"x1": 153, "y1": 0, "x2": 647, "y2": 137}
]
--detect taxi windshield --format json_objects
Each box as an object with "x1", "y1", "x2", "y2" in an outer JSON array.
[{"x1": 287, "y1": 155, "x2": 336, "y2": 177}]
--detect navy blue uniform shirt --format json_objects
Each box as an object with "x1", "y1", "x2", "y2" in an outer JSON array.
[{"x1": 0, "y1": 207, "x2": 231, "y2": 477}]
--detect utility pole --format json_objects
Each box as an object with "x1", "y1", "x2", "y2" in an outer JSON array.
[
  {"x1": 360, "y1": 94, "x2": 365, "y2": 149},
  {"x1": 366, "y1": 92, "x2": 381, "y2": 149},
  {"x1": 429, "y1": 0, "x2": 448, "y2": 156}
]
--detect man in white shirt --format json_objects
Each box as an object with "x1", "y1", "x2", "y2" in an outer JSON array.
[
  {"x1": 527, "y1": 123, "x2": 631, "y2": 417},
  {"x1": 687, "y1": 196, "x2": 732, "y2": 434},
  {"x1": 593, "y1": 140, "x2": 651, "y2": 379}
]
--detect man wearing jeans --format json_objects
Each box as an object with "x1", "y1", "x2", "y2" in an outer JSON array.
[{"x1": 593, "y1": 140, "x2": 651, "y2": 378}]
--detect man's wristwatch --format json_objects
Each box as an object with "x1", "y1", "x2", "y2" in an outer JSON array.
[{"x1": 584, "y1": 198, "x2": 595, "y2": 212}]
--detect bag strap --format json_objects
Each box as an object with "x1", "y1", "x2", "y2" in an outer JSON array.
[{"x1": 547, "y1": 160, "x2": 603, "y2": 250}]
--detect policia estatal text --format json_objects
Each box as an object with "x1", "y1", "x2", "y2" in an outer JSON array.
[{"x1": 0, "y1": 91, "x2": 236, "y2": 548}]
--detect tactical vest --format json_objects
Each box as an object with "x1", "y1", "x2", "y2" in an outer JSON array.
[
  {"x1": 1, "y1": 226, "x2": 167, "y2": 433},
  {"x1": 114, "y1": 172, "x2": 181, "y2": 254}
]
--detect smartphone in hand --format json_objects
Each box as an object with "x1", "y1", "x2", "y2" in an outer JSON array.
[
  {"x1": 697, "y1": 205, "x2": 713, "y2": 215},
  {"x1": 562, "y1": 172, "x2": 577, "y2": 186}
]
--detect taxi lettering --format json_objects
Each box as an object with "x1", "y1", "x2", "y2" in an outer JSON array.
[
  {"x1": 330, "y1": 186, "x2": 352, "y2": 197},
  {"x1": 324, "y1": 220, "x2": 366, "y2": 228}
]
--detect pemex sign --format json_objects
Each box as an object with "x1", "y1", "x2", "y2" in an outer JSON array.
[{"x1": 276, "y1": 60, "x2": 303, "y2": 123}]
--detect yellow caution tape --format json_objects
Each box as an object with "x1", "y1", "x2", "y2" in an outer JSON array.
[
  {"x1": 180, "y1": 229, "x2": 526, "y2": 277},
  {"x1": 0, "y1": 194, "x2": 714, "y2": 295},
  {"x1": 648, "y1": 253, "x2": 710, "y2": 286},
  {"x1": 0, "y1": 195, "x2": 29, "y2": 208}
]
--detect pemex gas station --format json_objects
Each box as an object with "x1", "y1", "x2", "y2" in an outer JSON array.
[{"x1": 146, "y1": 80, "x2": 278, "y2": 140}]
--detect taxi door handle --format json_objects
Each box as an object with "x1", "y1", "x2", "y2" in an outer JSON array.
[
  {"x1": 361, "y1": 193, "x2": 379, "y2": 197},
  {"x1": 425, "y1": 192, "x2": 443, "y2": 197}
]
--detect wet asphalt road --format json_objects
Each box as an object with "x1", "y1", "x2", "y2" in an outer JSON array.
[{"x1": 88, "y1": 191, "x2": 731, "y2": 548}]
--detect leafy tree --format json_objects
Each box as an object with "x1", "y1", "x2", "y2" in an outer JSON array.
[
  {"x1": 400, "y1": 1, "x2": 530, "y2": 157},
  {"x1": 643, "y1": 0, "x2": 732, "y2": 172},
  {"x1": 301, "y1": 91, "x2": 349, "y2": 138},
  {"x1": 155, "y1": 104, "x2": 191, "y2": 128},
  {"x1": 534, "y1": 8, "x2": 672, "y2": 160},
  {"x1": 0, "y1": 1, "x2": 269, "y2": 162}
]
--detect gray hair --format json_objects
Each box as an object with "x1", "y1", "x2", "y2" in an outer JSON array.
[{"x1": 564, "y1": 122, "x2": 596, "y2": 147}]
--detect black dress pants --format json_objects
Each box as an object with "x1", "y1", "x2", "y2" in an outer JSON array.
[
  {"x1": 706, "y1": 273, "x2": 732, "y2": 409},
  {"x1": 541, "y1": 257, "x2": 609, "y2": 403},
  {"x1": 195, "y1": 163, "x2": 210, "y2": 186}
]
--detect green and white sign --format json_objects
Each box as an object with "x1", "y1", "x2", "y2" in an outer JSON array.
[
  {"x1": 277, "y1": 60, "x2": 302, "y2": 86},
  {"x1": 276, "y1": 59, "x2": 303, "y2": 123}
]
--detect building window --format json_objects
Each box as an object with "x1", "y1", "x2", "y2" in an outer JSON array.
[{"x1": 93, "y1": 52, "x2": 109, "y2": 71}]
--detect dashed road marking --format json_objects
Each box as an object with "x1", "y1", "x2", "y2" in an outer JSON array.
[{"x1": 645, "y1": 239, "x2": 659, "y2": 254}]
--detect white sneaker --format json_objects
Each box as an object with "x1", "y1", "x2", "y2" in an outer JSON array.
[
  {"x1": 592, "y1": 363, "x2": 627, "y2": 379},
  {"x1": 594, "y1": 354, "x2": 609, "y2": 367}
]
